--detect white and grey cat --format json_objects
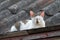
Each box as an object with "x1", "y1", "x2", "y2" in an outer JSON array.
[
  {"x1": 9, "y1": 10, "x2": 45, "y2": 32},
  {"x1": 20, "y1": 10, "x2": 45, "y2": 30}
]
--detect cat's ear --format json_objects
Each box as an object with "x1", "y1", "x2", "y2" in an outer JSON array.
[
  {"x1": 30, "y1": 10, "x2": 34, "y2": 17},
  {"x1": 40, "y1": 10, "x2": 45, "y2": 17}
]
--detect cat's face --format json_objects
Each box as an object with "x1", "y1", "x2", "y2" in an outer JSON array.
[
  {"x1": 30, "y1": 10, "x2": 45, "y2": 25},
  {"x1": 33, "y1": 16, "x2": 44, "y2": 25}
]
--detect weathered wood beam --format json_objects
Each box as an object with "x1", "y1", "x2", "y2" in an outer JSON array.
[{"x1": 0, "y1": 25, "x2": 60, "y2": 39}]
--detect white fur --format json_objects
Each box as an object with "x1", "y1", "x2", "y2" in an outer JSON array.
[
  {"x1": 20, "y1": 20, "x2": 32, "y2": 30},
  {"x1": 10, "y1": 16, "x2": 45, "y2": 31},
  {"x1": 9, "y1": 25, "x2": 17, "y2": 32},
  {"x1": 9, "y1": 21, "x2": 25, "y2": 32},
  {"x1": 32, "y1": 16, "x2": 45, "y2": 28},
  {"x1": 20, "y1": 16, "x2": 45, "y2": 30}
]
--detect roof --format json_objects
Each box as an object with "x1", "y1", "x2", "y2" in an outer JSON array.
[{"x1": 0, "y1": 0, "x2": 60, "y2": 34}]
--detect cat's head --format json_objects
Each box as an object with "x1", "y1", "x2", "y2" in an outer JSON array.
[{"x1": 30, "y1": 10, "x2": 45, "y2": 25}]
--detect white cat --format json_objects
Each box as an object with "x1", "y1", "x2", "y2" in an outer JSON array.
[
  {"x1": 10, "y1": 10, "x2": 45, "y2": 32},
  {"x1": 20, "y1": 10, "x2": 45, "y2": 30}
]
